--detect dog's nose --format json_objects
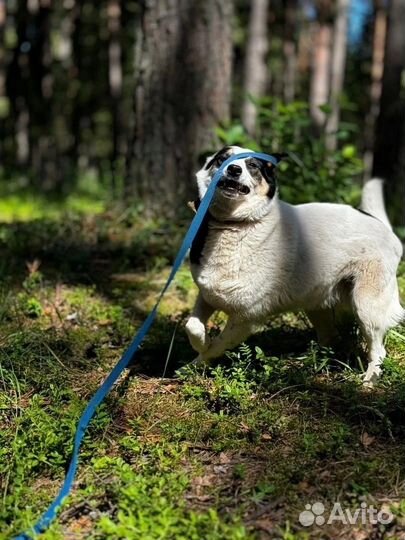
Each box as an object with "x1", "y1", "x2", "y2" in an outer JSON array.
[{"x1": 227, "y1": 164, "x2": 242, "y2": 178}]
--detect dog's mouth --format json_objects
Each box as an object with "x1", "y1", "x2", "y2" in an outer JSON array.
[{"x1": 217, "y1": 178, "x2": 250, "y2": 197}]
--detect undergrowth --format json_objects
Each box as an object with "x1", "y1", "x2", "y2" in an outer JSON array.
[{"x1": 0, "y1": 196, "x2": 405, "y2": 539}]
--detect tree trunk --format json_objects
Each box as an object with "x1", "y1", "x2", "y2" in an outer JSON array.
[
  {"x1": 127, "y1": 0, "x2": 233, "y2": 213},
  {"x1": 0, "y1": 0, "x2": 5, "y2": 102},
  {"x1": 283, "y1": 0, "x2": 297, "y2": 103},
  {"x1": 241, "y1": 0, "x2": 269, "y2": 136},
  {"x1": 325, "y1": 0, "x2": 349, "y2": 151},
  {"x1": 372, "y1": 0, "x2": 405, "y2": 226},
  {"x1": 0, "y1": 0, "x2": 6, "y2": 163},
  {"x1": 309, "y1": 2, "x2": 333, "y2": 131},
  {"x1": 7, "y1": 0, "x2": 30, "y2": 167},
  {"x1": 32, "y1": 0, "x2": 55, "y2": 190},
  {"x1": 363, "y1": 0, "x2": 387, "y2": 181},
  {"x1": 398, "y1": 105, "x2": 405, "y2": 229},
  {"x1": 108, "y1": 0, "x2": 123, "y2": 195}
]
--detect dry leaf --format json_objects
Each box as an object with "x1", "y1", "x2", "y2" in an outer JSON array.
[
  {"x1": 360, "y1": 431, "x2": 375, "y2": 447},
  {"x1": 352, "y1": 529, "x2": 369, "y2": 540},
  {"x1": 261, "y1": 433, "x2": 272, "y2": 441},
  {"x1": 219, "y1": 452, "x2": 231, "y2": 464},
  {"x1": 98, "y1": 319, "x2": 112, "y2": 326},
  {"x1": 193, "y1": 474, "x2": 216, "y2": 487},
  {"x1": 254, "y1": 518, "x2": 274, "y2": 533},
  {"x1": 26, "y1": 259, "x2": 41, "y2": 274},
  {"x1": 213, "y1": 465, "x2": 227, "y2": 474}
]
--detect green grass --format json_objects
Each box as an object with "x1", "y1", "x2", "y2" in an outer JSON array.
[
  {"x1": 0, "y1": 192, "x2": 405, "y2": 539},
  {"x1": 0, "y1": 174, "x2": 108, "y2": 222}
]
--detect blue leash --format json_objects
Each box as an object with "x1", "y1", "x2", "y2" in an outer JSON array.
[{"x1": 15, "y1": 152, "x2": 280, "y2": 539}]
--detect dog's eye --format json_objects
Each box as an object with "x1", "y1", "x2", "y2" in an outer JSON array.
[
  {"x1": 216, "y1": 156, "x2": 226, "y2": 166},
  {"x1": 249, "y1": 162, "x2": 259, "y2": 169}
]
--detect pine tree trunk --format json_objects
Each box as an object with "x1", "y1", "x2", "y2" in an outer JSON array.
[
  {"x1": 372, "y1": 0, "x2": 405, "y2": 226},
  {"x1": 309, "y1": 2, "x2": 332, "y2": 131},
  {"x1": 283, "y1": 0, "x2": 297, "y2": 103},
  {"x1": 363, "y1": 0, "x2": 387, "y2": 180},
  {"x1": 8, "y1": 0, "x2": 30, "y2": 167},
  {"x1": 325, "y1": 0, "x2": 349, "y2": 151},
  {"x1": 241, "y1": 0, "x2": 269, "y2": 136},
  {"x1": 0, "y1": 0, "x2": 5, "y2": 101},
  {"x1": 108, "y1": 0, "x2": 123, "y2": 195},
  {"x1": 127, "y1": 0, "x2": 233, "y2": 213},
  {"x1": 32, "y1": 0, "x2": 55, "y2": 190},
  {"x1": 0, "y1": 0, "x2": 6, "y2": 163}
]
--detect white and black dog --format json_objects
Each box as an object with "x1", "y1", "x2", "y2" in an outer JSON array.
[{"x1": 185, "y1": 145, "x2": 404, "y2": 384}]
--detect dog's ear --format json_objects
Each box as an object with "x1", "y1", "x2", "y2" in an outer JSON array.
[
  {"x1": 270, "y1": 152, "x2": 289, "y2": 164},
  {"x1": 198, "y1": 151, "x2": 215, "y2": 168},
  {"x1": 204, "y1": 146, "x2": 231, "y2": 170}
]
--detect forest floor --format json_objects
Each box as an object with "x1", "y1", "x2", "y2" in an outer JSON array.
[{"x1": 1, "y1": 191, "x2": 405, "y2": 540}]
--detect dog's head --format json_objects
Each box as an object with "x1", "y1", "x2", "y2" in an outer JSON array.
[{"x1": 196, "y1": 145, "x2": 281, "y2": 222}]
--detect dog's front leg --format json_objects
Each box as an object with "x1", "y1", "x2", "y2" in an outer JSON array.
[
  {"x1": 196, "y1": 316, "x2": 256, "y2": 366},
  {"x1": 185, "y1": 293, "x2": 215, "y2": 354}
]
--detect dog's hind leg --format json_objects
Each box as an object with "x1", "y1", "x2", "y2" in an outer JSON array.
[
  {"x1": 185, "y1": 293, "x2": 215, "y2": 354},
  {"x1": 305, "y1": 309, "x2": 338, "y2": 347},
  {"x1": 195, "y1": 316, "x2": 256, "y2": 366},
  {"x1": 360, "y1": 325, "x2": 386, "y2": 384},
  {"x1": 352, "y1": 267, "x2": 403, "y2": 384}
]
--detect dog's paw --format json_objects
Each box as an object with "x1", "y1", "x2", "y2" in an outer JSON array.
[
  {"x1": 362, "y1": 364, "x2": 382, "y2": 387},
  {"x1": 185, "y1": 317, "x2": 211, "y2": 353}
]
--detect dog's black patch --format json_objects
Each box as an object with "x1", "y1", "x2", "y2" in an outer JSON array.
[
  {"x1": 260, "y1": 154, "x2": 287, "y2": 197},
  {"x1": 246, "y1": 158, "x2": 277, "y2": 198},
  {"x1": 205, "y1": 146, "x2": 232, "y2": 170},
  {"x1": 190, "y1": 199, "x2": 210, "y2": 265}
]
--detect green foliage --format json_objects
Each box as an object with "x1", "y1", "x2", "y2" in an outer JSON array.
[
  {"x1": 0, "y1": 209, "x2": 404, "y2": 538},
  {"x1": 217, "y1": 99, "x2": 363, "y2": 205},
  {"x1": 91, "y1": 454, "x2": 248, "y2": 540},
  {"x1": 23, "y1": 296, "x2": 43, "y2": 318}
]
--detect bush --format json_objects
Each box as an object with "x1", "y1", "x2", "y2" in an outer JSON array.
[{"x1": 216, "y1": 99, "x2": 363, "y2": 205}]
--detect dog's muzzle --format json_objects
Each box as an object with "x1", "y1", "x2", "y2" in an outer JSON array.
[{"x1": 217, "y1": 177, "x2": 250, "y2": 197}]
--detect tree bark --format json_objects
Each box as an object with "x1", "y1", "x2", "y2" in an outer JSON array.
[
  {"x1": 127, "y1": 0, "x2": 233, "y2": 213},
  {"x1": 0, "y1": 1, "x2": 5, "y2": 101},
  {"x1": 241, "y1": 0, "x2": 269, "y2": 136},
  {"x1": 0, "y1": 0, "x2": 6, "y2": 163},
  {"x1": 6, "y1": 0, "x2": 30, "y2": 167},
  {"x1": 325, "y1": 0, "x2": 349, "y2": 151},
  {"x1": 108, "y1": 0, "x2": 123, "y2": 195},
  {"x1": 283, "y1": 0, "x2": 297, "y2": 103},
  {"x1": 309, "y1": 1, "x2": 333, "y2": 131},
  {"x1": 363, "y1": 0, "x2": 387, "y2": 180},
  {"x1": 372, "y1": 0, "x2": 405, "y2": 226}
]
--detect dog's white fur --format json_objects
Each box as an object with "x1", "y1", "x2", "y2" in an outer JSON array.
[{"x1": 186, "y1": 146, "x2": 404, "y2": 383}]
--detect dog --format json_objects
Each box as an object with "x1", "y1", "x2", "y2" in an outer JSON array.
[{"x1": 185, "y1": 145, "x2": 404, "y2": 384}]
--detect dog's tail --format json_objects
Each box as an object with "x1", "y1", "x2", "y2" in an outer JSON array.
[{"x1": 360, "y1": 178, "x2": 392, "y2": 230}]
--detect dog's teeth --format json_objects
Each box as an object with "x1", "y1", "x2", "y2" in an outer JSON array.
[{"x1": 217, "y1": 178, "x2": 250, "y2": 195}]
